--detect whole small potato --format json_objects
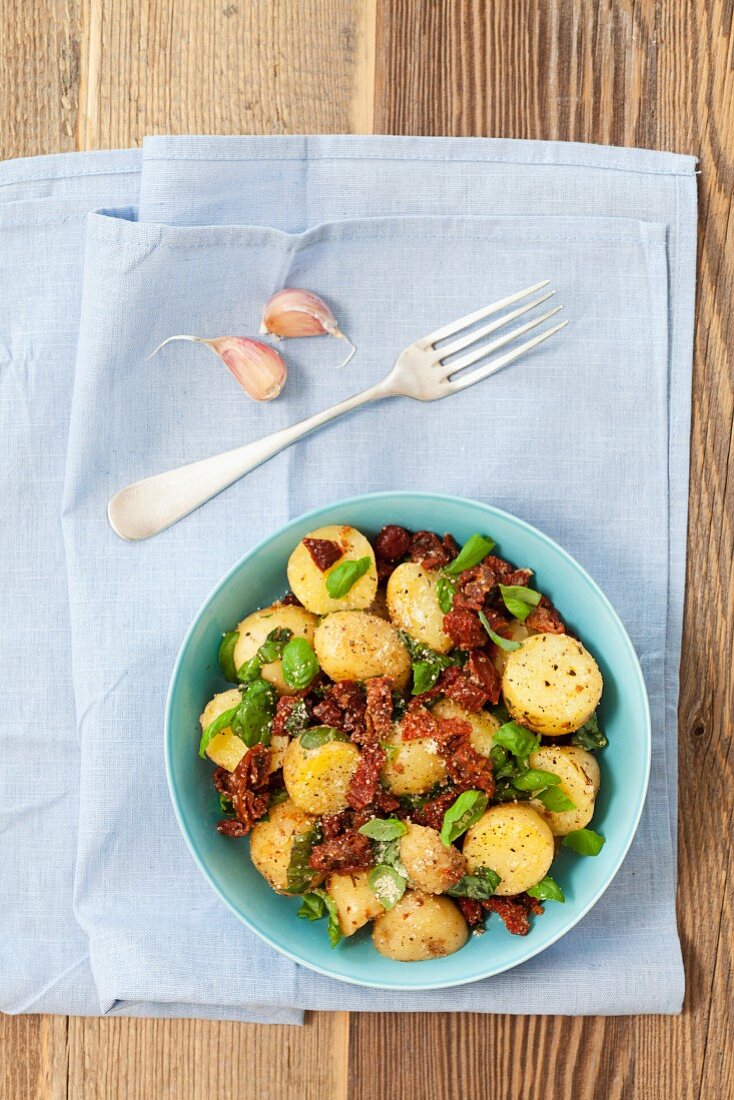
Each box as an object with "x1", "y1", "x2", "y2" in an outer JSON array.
[
  {"x1": 327, "y1": 870, "x2": 384, "y2": 936},
  {"x1": 199, "y1": 688, "x2": 246, "y2": 772},
  {"x1": 386, "y1": 562, "x2": 453, "y2": 654},
  {"x1": 373, "y1": 891, "x2": 469, "y2": 961},
  {"x1": 502, "y1": 632, "x2": 603, "y2": 734},
  {"x1": 431, "y1": 699, "x2": 500, "y2": 757},
  {"x1": 529, "y1": 744, "x2": 601, "y2": 835},
  {"x1": 233, "y1": 603, "x2": 318, "y2": 695},
  {"x1": 380, "y1": 723, "x2": 447, "y2": 795},
  {"x1": 286, "y1": 525, "x2": 377, "y2": 614},
  {"x1": 462, "y1": 804, "x2": 554, "y2": 896},
  {"x1": 283, "y1": 732, "x2": 361, "y2": 815},
  {"x1": 314, "y1": 610, "x2": 411, "y2": 690},
  {"x1": 249, "y1": 799, "x2": 318, "y2": 893},
  {"x1": 399, "y1": 823, "x2": 465, "y2": 894}
]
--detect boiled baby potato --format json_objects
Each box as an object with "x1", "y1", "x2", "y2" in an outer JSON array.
[
  {"x1": 314, "y1": 610, "x2": 411, "y2": 690},
  {"x1": 399, "y1": 823, "x2": 465, "y2": 894},
  {"x1": 529, "y1": 744, "x2": 601, "y2": 835},
  {"x1": 386, "y1": 562, "x2": 453, "y2": 654},
  {"x1": 249, "y1": 799, "x2": 318, "y2": 893},
  {"x1": 491, "y1": 620, "x2": 535, "y2": 675},
  {"x1": 502, "y1": 632, "x2": 603, "y2": 735},
  {"x1": 286, "y1": 525, "x2": 377, "y2": 614},
  {"x1": 283, "y1": 731, "x2": 361, "y2": 815},
  {"x1": 327, "y1": 870, "x2": 384, "y2": 936},
  {"x1": 200, "y1": 688, "x2": 246, "y2": 772},
  {"x1": 462, "y1": 804, "x2": 554, "y2": 896},
  {"x1": 380, "y1": 723, "x2": 447, "y2": 795},
  {"x1": 431, "y1": 699, "x2": 501, "y2": 757},
  {"x1": 233, "y1": 603, "x2": 318, "y2": 696},
  {"x1": 373, "y1": 891, "x2": 468, "y2": 961}
]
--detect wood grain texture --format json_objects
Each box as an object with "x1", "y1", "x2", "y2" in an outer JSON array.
[{"x1": 1, "y1": 1, "x2": 732, "y2": 1099}]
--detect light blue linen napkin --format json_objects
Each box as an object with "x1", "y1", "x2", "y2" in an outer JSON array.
[{"x1": 57, "y1": 136, "x2": 695, "y2": 1018}]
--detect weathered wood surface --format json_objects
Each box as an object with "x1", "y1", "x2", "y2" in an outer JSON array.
[{"x1": 1, "y1": 2, "x2": 731, "y2": 1097}]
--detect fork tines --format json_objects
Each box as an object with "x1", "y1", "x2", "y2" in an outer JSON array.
[{"x1": 425, "y1": 281, "x2": 568, "y2": 394}]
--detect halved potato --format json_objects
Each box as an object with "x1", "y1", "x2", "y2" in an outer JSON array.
[
  {"x1": 283, "y1": 733, "x2": 361, "y2": 815},
  {"x1": 490, "y1": 619, "x2": 536, "y2": 675},
  {"x1": 314, "y1": 610, "x2": 411, "y2": 689},
  {"x1": 249, "y1": 799, "x2": 318, "y2": 893},
  {"x1": 199, "y1": 688, "x2": 246, "y2": 771},
  {"x1": 529, "y1": 744, "x2": 601, "y2": 835},
  {"x1": 233, "y1": 603, "x2": 318, "y2": 696},
  {"x1": 462, "y1": 803, "x2": 554, "y2": 896},
  {"x1": 380, "y1": 723, "x2": 447, "y2": 795},
  {"x1": 373, "y1": 891, "x2": 468, "y2": 961},
  {"x1": 386, "y1": 562, "x2": 453, "y2": 654},
  {"x1": 431, "y1": 699, "x2": 501, "y2": 757},
  {"x1": 327, "y1": 870, "x2": 384, "y2": 936},
  {"x1": 502, "y1": 632, "x2": 603, "y2": 734},
  {"x1": 286, "y1": 525, "x2": 377, "y2": 614},
  {"x1": 399, "y1": 823, "x2": 465, "y2": 894}
]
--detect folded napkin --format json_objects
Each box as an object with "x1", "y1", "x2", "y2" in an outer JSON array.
[{"x1": 1, "y1": 136, "x2": 695, "y2": 1021}]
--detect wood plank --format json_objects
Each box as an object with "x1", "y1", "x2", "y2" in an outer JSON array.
[
  {"x1": 76, "y1": 0, "x2": 367, "y2": 150},
  {"x1": 0, "y1": 1014, "x2": 69, "y2": 1100},
  {"x1": 352, "y1": 2, "x2": 734, "y2": 1098},
  {"x1": 0, "y1": 0, "x2": 81, "y2": 158},
  {"x1": 64, "y1": 1011, "x2": 348, "y2": 1100}
]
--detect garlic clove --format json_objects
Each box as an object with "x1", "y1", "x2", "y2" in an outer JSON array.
[
  {"x1": 147, "y1": 334, "x2": 286, "y2": 401},
  {"x1": 260, "y1": 288, "x2": 356, "y2": 368}
]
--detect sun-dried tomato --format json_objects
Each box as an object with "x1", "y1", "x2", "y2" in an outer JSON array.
[
  {"x1": 456, "y1": 897, "x2": 484, "y2": 929},
  {"x1": 451, "y1": 561, "x2": 498, "y2": 611},
  {"x1": 466, "y1": 650, "x2": 502, "y2": 706},
  {"x1": 443, "y1": 608, "x2": 486, "y2": 648},
  {"x1": 312, "y1": 680, "x2": 367, "y2": 741},
  {"x1": 411, "y1": 788, "x2": 457, "y2": 830},
  {"x1": 525, "y1": 594, "x2": 566, "y2": 635},
  {"x1": 409, "y1": 530, "x2": 458, "y2": 570},
  {"x1": 483, "y1": 893, "x2": 544, "y2": 935},
  {"x1": 272, "y1": 694, "x2": 307, "y2": 738},
  {"x1": 347, "y1": 743, "x2": 387, "y2": 811},
  {"x1": 364, "y1": 677, "x2": 394, "y2": 742},
  {"x1": 374, "y1": 524, "x2": 412, "y2": 562},
  {"x1": 400, "y1": 701, "x2": 441, "y2": 740},
  {"x1": 302, "y1": 537, "x2": 343, "y2": 572},
  {"x1": 432, "y1": 666, "x2": 489, "y2": 712},
  {"x1": 308, "y1": 830, "x2": 374, "y2": 874},
  {"x1": 278, "y1": 591, "x2": 303, "y2": 607},
  {"x1": 216, "y1": 819, "x2": 251, "y2": 838},
  {"x1": 444, "y1": 739, "x2": 495, "y2": 796}
]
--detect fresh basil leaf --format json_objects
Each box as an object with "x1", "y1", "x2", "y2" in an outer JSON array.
[
  {"x1": 379, "y1": 739, "x2": 400, "y2": 762},
  {"x1": 325, "y1": 556, "x2": 372, "y2": 598},
  {"x1": 299, "y1": 725, "x2": 348, "y2": 750},
  {"x1": 297, "y1": 892, "x2": 327, "y2": 921},
  {"x1": 492, "y1": 782, "x2": 531, "y2": 802},
  {"x1": 488, "y1": 745, "x2": 518, "y2": 780},
  {"x1": 199, "y1": 704, "x2": 240, "y2": 758},
  {"x1": 391, "y1": 692, "x2": 408, "y2": 721},
  {"x1": 237, "y1": 627, "x2": 292, "y2": 682},
  {"x1": 447, "y1": 866, "x2": 501, "y2": 900},
  {"x1": 536, "y1": 786, "x2": 576, "y2": 812},
  {"x1": 368, "y1": 864, "x2": 407, "y2": 911},
  {"x1": 527, "y1": 875, "x2": 565, "y2": 902},
  {"x1": 218, "y1": 793, "x2": 235, "y2": 816},
  {"x1": 281, "y1": 637, "x2": 320, "y2": 690},
  {"x1": 286, "y1": 823, "x2": 322, "y2": 894},
  {"x1": 231, "y1": 678, "x2": 276, "y2": 747},
  {"x1": 372, "y1": 836, "x2": 402, "y2": 871},
  {"x1": 218, "y1": 631, "x2": 240, "y2": 681},
  {"x1": 498, "y1": 584, "x2": 542, "y2": 621},
  {"x1": 237, "y1": 656, "x2": 263, "y2": 682},
  {"x1": 493, "y1": 721, "x2": 540, "y2": 765},
  {"x1": 478, "y1": 610, "x2": 523, "y2": 652},
  {"x1": 412, "y1": 659, "x2": 442, "y2": 695},
  {"x1": 297, "y1": 888, "x2": 343, "y2": 946},
  {"x1": 284, "y1": 698, "x2": 311, "y2": 736},
  {"x1": 358, "y1": 817, "x2": 407, "y2": 841},
  {"x1": 491, "y1": 701, "x2": 511, "y2": 724},
  {"x1": 571, "y1": 711, "x2": 608, "y2": 751},
  {"x1": 512, "y1": 768, "x2": 562, "y2": 792},
  {"x1": 436, "y1": 574, "x2": 457, "y2": 613},
  {"x1": 562, "y1": 828, "x2": 605, "y2": 856},
  {"x1": 440, "y1": 790, "x2": 489, "y2": 846},
  {"x1": 269, "y1": 787, "x2": 289, "y2": 807},
  {"x1": 443, "y1": 533, "x2": 496, "y2": 576}
]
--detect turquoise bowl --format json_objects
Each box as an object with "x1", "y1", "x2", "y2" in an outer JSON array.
[{"x1": 165, "y1": 492, "x2": 650, "y2": 990}]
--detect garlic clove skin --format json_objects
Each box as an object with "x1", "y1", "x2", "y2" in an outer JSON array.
[
  {"x1": 147, "y1": 334, "x2": 286, "y2": 401},
  {"x1": 260, "y1": 288, "x2": 341, "y2": 338}
]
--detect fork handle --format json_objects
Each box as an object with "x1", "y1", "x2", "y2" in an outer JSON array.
[{"x1": 107, "y1": 382, "x2": 389, "y2": 540}]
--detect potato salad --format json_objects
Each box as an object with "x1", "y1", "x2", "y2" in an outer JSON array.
[{"x1": 198, "y1": 523, "x2": 607, "y2": 960}]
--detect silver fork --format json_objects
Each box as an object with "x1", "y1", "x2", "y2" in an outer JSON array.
[{"x1": 108, "y1": 281, "x2": 566, "y2": 540}]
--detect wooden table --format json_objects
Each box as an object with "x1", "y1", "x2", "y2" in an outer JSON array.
[{"x1": 1, "y1": 3, "x2": 731, "y2": 1098}]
